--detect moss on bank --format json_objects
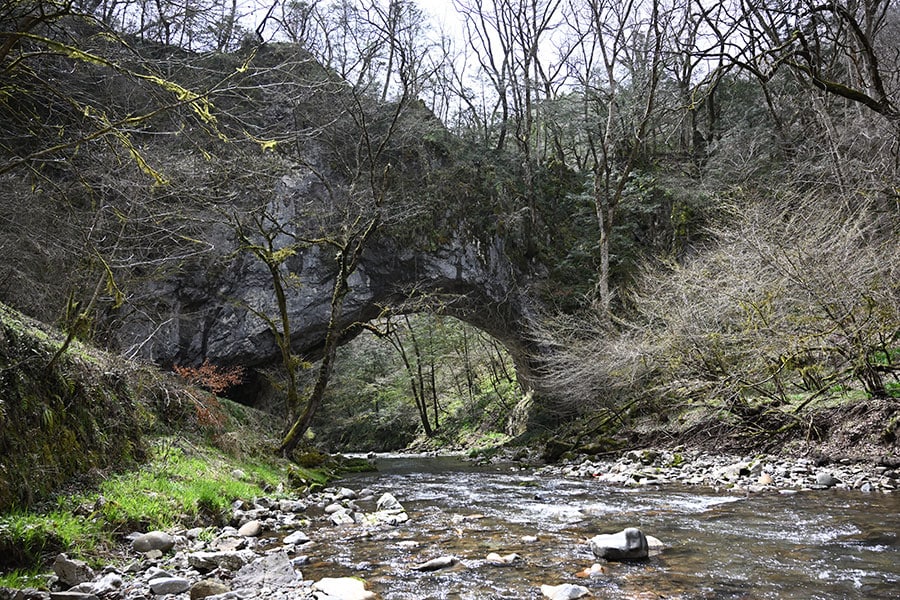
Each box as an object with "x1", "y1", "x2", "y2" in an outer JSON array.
[
  {"x1": 0, "y1": 436, "x2": 298, "y2": 577},
  {"x1": 0, "y1": 300, "x2": 341, "y2": 579},
  {"x1": 0, "y1": 302, "x2": 151, "y2": 511}
]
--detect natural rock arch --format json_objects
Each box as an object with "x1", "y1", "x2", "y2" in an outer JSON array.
[
  {"x1": 115, "y1": 217, "x2": 543, "y2": 395},
  {"x1": 95, "y1": 45, "x2": 551, "y2": 399}
]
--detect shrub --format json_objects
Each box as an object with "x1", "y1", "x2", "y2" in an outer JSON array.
[{"x1": 535, "y1": 195, "x2": 900, "y2": 422}]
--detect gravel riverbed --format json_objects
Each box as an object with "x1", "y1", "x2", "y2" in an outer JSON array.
[{"x1": 531, "y1": 446, "x2": 899, "y2": 493}]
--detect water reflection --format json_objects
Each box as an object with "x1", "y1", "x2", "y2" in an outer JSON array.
[{"x1": 295, "y1": 455, "x2": 900, "y2": 599}]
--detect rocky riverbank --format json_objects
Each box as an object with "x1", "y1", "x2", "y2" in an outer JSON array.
[
  {"x1": 0, "y1": 481, "x2": 621, "y2": 600},
  {"x1": 532, "y1": 446, "x2": 899, "y2": 493},
  {"x1": 2, "y1": 447, "x2": 898, "y2": 600},
  {"x1": 1, "y1": 486, "x2": 409, "y2": 600}
]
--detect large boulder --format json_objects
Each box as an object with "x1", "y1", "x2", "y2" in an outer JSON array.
[{"x1": 588, "y1": 527, "x2": 649, "y2": 561}]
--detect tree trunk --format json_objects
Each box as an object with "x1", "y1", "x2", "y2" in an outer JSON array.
[
  {"x1": 593, "y1": 177, "x2": 614, "y2": 316},
  {"x1": 278, "y1": 269, "x2": 348, "y2": 456}
]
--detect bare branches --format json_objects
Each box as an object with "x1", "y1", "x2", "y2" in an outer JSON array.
[{"x1": 700, "y1": 0, "x2": 900, "y2": 122}]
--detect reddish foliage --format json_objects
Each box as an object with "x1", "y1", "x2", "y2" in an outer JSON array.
[
  {"x1": 193, "y1": 394, "x2": 228, "y2": 430},
  {"x1": 173, "y1": 359, "x2": 244, "y2": 394},
  {"x1": 173, "y1": 360, "x2": 244, "y2": 431}
]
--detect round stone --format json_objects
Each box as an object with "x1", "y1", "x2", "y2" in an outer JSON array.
[
  {"x1": 133, "y1": 531, "x2": 175, "y2": 553},
  {"x1": 237, "y1": 520, "x2": 262, "y2": 537},
  {"x1": 149, "y1": 577, "x2": 190, "y2": 595},
  {"x1": 190, "y1": 580, "x2": 231, "y2": 600}
]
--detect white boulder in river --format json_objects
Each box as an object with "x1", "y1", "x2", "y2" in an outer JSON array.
[
  {"x1": 312, "y1": 577, "x2": 376, "y2": 600},
  {"x1": 588, "y1": 527, "x2": 649, "y2": 560},
  {"x1": 412, "y1": 556, "x2": 459, "y2": 571},
  {"x1": 540, "y1": 583, "x2": 591, "y2": 599}
]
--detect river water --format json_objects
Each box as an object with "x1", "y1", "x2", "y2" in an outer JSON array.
[{"x1": 298, "y1": 455, "x2": 899, "y2": 599}]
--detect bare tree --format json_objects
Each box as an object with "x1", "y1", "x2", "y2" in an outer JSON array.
[
  {"x1": 0, "y1": 1, "x2": 254, "y2": 362},
  {"x1": 452, "y1": 0, "x2": 569, "y2": 159},
  {"x1": 384, "y1": 315, "x2": 438, "y2": 436},
  {"x1": 233, "y1": 210, "x2": 309, "y2": 418},
  {"x1": 566, "y1": 0, "x2": 666, "y2": 314},
  {"x1": 277, "y1": 2, "x2": 436, "y2": 455}
]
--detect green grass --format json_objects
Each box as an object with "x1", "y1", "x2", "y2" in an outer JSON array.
[
  {"x1": 96, "y1": 439, "x2": 286, "y2": 531},
  {"x1": 0, "y1": 509, "x2": 96, "y2": 569},
  {"x1": 0, "y1": 435, "x2": 302, "y2": 575},
  {"x1": 0, "y1": 567, "x2": 47, "y2": 589}
]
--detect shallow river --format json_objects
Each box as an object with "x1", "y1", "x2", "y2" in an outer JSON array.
[{"x1": 298, "y1": 455, "x2": 899, "y2": 599}]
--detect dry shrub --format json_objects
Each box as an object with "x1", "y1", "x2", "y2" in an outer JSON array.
[
  {"x1": 532, "y1": 313, "x2": 657, "y2": 418},
  {"x1": 636, "y1": 195, "x2": 900, "y2": 406},
  {"x1": 537, "y1": 194, "x2": 899, "y2": 419}
]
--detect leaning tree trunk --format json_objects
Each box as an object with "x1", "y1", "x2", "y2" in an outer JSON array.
[
  {"x1": 278, "y1": 277, "x2": 347, "y2": 457},
  {"x1": 279, "y1": 216, "x2": 380, "y2": 457}
]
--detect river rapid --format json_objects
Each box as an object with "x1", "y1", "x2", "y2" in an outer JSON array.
[{"x1": 300, "y1": 454, "x2": 899, "y2": 599}]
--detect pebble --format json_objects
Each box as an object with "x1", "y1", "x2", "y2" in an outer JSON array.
[
  {"x1": 237, "y1": 520, "x2": 262, "y2": 537},
  {"x1": 376, "y1": 492, "x2": 403, "y2": 512},
  {"x1": 189, "y1": 580, "x2": 231, "y2": 600},
  {"x1": 324, "y1": 503, "x2": 344, "y2": 514},
  {"x1": 311, "y1": 577, "x2": 375, "y2": 600},
  {"x1": 52, "y1": 555, "x2": 95, "y2": 588},
  {"x1": 91, "y1": 574, "x2": 123, "y2": 595},
  {"x1": 282, "y1": 530, "x2": 311, "y2": 545},
  {"x1": 133, "y1": 531, "x2": 175, "y2": 554},
  {"x1": 540, "y1": 583, "x2": 591, "y2": 600},
  {"x1": 411, "y1": 556, "x2": 458, "y2": 571},
  {"x1": 574, "y1": 563, "x2": 607, "y2": 578},
  {"x1": 49, "y1": 593, "x2": 97, "y2": 600},
  {"x1": 485, "y1": 552, "x2": 520, "y2": 566},
  {"x1": 816, "y1": 472, "x2": 838, "y2": 487},
  {"x1": 148, "y1": 577, "x2": 190, "y2": 595}
]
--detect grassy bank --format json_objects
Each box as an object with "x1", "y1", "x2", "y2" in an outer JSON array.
[
  {"x1": 0, "y1": 301, "x2": 338, "y2": 585},
  {"x1": 0, "y1": 426, "x2": 343, "y2": 586},
  {"x1": 0, "y1": 436, "x2": 295, "y2": 584}
]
